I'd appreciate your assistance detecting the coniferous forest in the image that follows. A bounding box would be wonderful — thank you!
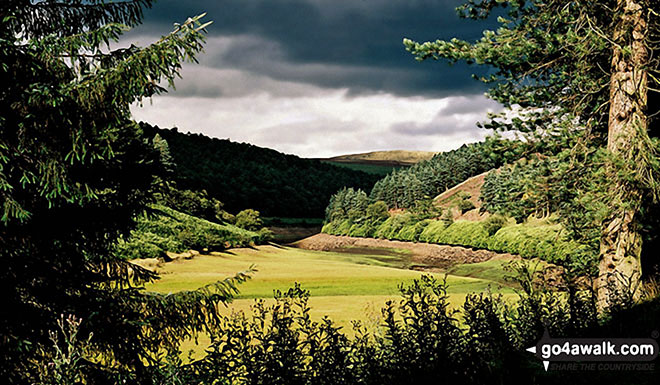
[2,1,660,385]
[140,123,380,218]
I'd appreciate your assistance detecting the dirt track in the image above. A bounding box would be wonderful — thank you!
[293,233,517,270]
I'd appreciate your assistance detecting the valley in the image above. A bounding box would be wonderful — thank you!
[145,240,518,356]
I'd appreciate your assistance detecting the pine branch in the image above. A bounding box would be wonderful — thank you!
[69,14,211,108]
[86,259,160,287]
[91,268,256,366]
[7,0,154,38]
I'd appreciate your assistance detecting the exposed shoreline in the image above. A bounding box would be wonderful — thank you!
[292,233,517,270]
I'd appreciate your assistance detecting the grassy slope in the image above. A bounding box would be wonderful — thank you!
[319,150,436,176]
[434,171,489,212]
[147,246,514,327]
[325,150,436,164]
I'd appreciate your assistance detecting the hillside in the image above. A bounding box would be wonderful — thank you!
[115,204,265,260]
[368,139,525,209]
[434,171,488,209]
[318,150,435,176]
[322,138,600,275]
[434,171,490,221]
[325,150,436,165]
[140,123,381,218]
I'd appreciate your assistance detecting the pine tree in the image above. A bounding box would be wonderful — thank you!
[0,1,249,383]
[404,0,660,305]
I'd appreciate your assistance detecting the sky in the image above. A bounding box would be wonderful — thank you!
[128,0,502,158]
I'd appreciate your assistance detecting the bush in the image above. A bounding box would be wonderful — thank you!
[441,208,454,227]
[190,274,657,385]
[457,191,471,200]
[115,236,167,260]
[156,187,228,223]
[335,219,354,235]
[457,199,476,213]
[366,200,390,221]
[456,192,476,214]
[115,205,262,259]
[257,228,274,243]
[321,211,597,274]
[374,214,414,239]
[350,222,378,238]
[411,199,441,219]
[483,214,508,236]
[418,221,489,248]
[396,220,431,242]
[235,209,263,231]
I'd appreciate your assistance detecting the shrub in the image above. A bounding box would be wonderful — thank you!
[366,200,390,221]
[322,211,597,274]
[483,214,508,236]
[457,199,476,213]
[396,220,432,242]
[115,205,262,259]
[321,221,338,234]
[191,273,655,385]
[235,209,263,231]
[411,199,441,219]
[419,220,452,243]
[457,191,471,200]
[115,234,169,260]
[257,228,274,243]
[456,192,476,214]
[441,208,454,227]
[418,221,490,248]
[350,222,378,238]
[335,219,354,235]
[374,213,414,239]
[157,187,228,223]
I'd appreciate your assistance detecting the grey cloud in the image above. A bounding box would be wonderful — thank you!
[390,116,481,137]
[437,95,499,115]
[390,96,499,136]
[165,63,330,98]
[256,119,367,146]
[128,1,506,158]
[125,0,499,97]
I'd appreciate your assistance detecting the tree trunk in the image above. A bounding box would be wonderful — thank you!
[598,0,648,307]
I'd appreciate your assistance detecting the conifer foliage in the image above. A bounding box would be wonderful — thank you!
[142,124,381,218]
[0,1,247,383]
[404,0,660,302]
[369,137,524,210]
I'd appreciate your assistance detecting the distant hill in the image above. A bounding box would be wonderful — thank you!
[140,124,381,218]
[318,150,436,176]
[325,150,436,165]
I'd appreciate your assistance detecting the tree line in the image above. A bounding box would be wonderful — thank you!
[369,137,527,209]
[141,123,381,218]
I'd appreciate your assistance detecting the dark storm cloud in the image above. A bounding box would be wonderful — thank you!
[129,0,497,97]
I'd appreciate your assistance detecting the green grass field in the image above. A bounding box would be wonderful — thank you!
[447,257,517,286]
[147,246,514,323]
[146,245,516,356]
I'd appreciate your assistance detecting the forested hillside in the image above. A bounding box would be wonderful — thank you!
[369,137,527,209]
[141,123,380,218]
[115,204,266,260]
[324,131,660,277]
[323,135,605,275]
